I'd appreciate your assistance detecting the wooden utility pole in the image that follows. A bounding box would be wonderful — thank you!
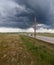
[33,16,36,45]
[34,16,36,39]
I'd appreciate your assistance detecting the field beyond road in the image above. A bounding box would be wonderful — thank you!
[0,34,54,65]
[37,33,54,37]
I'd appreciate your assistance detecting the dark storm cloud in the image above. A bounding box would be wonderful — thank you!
[0,0,54,29]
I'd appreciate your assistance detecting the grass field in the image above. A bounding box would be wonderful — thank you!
[0,34,54,65]
[37,33,54,37]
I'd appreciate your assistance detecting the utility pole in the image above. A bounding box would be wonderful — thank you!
[33,16,36,45]
[34,16,36,39]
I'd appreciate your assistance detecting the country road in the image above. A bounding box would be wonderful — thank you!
[28,35,54,44]
[36,35,54,44]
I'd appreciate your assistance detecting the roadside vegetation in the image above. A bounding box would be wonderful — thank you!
[0,34,54,65]
[20,35,54,65]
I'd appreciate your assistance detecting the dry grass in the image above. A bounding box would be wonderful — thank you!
[0,34,54,65]
[0,34,33,65]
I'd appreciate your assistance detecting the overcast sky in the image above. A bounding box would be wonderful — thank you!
[0,0,54,32]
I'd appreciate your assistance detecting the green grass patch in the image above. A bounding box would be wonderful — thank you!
[20,35,54,65]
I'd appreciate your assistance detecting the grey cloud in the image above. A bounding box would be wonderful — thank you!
[25,0,54,29]
[0,0,54,29]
